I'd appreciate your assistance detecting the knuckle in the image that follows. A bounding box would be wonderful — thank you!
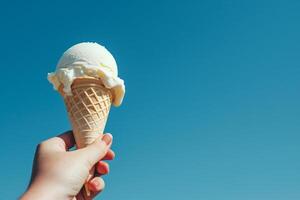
[36,142,45,151]
[98,147,107,158]
[99,146,106,154]
[36,140,50,152]
[86,158,94,168]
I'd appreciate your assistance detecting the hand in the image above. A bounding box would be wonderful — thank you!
[21,131,115,200]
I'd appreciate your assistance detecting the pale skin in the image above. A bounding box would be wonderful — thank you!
[21,131,115,200]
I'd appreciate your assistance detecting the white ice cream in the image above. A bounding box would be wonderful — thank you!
[48,42,125,106]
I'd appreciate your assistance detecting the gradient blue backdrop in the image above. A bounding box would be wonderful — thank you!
[1,0,300,199]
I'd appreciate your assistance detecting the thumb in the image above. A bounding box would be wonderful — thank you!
[79,134,113,168]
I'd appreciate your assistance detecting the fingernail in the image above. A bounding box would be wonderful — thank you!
[102,133,113,145]
[89,179,101,191]
[92,179,100,187]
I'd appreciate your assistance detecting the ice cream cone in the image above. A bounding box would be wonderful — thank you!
[59,77,112,196]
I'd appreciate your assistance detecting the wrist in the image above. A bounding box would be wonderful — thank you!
[21,178,71,200]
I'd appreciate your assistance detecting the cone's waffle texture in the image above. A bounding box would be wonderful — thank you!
[61,78,112,148]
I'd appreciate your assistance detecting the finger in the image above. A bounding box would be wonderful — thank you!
[39,131,75,152]
[78,133,113,167]
[96,161,110,175]
[57,131,76,150]
[88,176,105,193]
[75,189,85,200]
[102,149,115,160]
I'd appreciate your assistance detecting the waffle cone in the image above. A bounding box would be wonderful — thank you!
[60,78,112,148]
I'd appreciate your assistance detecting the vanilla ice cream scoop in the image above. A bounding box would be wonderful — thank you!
[48,42,125,106]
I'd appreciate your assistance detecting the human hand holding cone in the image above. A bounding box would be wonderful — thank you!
[48,42,125,196]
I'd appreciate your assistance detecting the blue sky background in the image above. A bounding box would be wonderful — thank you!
[1,0,300,199]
